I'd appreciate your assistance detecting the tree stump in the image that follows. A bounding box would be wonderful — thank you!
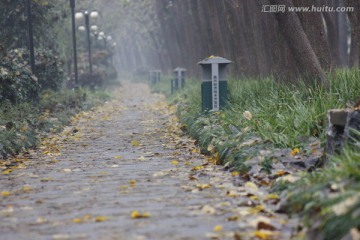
[325,109,360,161]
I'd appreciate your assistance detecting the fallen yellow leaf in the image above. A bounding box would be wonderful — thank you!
[243,111,253,120]
[276,170,287,176]
[72,218,83,223]
[226,190,238,197]
[114,156,122,159]
[23,185,32,191]
[17,164,26,169]
[254,230,279,239]
[1,191,11,197]
[213,225,223,232]
[131,210,151,219]
[36,217,47,224]
[95,216,109,222]
[265,193,280,200]
[171,160,179,165]
[250,195,259,200]
[290,148,300,156]
[249,205,265,214]
[191,165,204,171]
[245,181,259,191]
[131,140,140,147]
[227,215,239,221]
[138,156,146,161]
[196,183,212,190]
[231,171,240,177]
[2,169,12,175]
[129,179,137,186]
[184,161,191,166]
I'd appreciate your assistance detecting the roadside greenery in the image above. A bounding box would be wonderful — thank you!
[0,88,110,159]
[149,68,360,239]
[278,146,360,239]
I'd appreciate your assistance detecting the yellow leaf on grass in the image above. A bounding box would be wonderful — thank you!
[243,111,253,120]
[231,171,240,177]
[114,156,122,159]
[131,210,150,219]
[171,160,179,165]
[95,216,109,222]
[1,191,11,197]
[265,193,280,200]
[213,225,223,232]
[131,140,140,147]
[290,148,300,156]
[192,148,200,154]
[184,161,191,166]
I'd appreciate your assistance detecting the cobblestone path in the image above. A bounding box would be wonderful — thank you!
[0,82,295,240]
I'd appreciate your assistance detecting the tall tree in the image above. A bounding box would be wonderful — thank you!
[345,0,360,68]
[269,0,329,87]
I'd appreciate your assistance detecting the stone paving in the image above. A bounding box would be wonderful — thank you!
[0,82,296,240]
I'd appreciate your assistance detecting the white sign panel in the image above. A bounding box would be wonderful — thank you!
[212,63,219,111]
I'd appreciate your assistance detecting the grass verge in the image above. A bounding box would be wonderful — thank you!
[149,69,360,239]
[0,88,110,159]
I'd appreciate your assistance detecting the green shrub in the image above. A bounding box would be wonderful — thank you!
[33,48,65,91]
[0,49,40,103]
[0,48,65,104]
[0,88,110,159]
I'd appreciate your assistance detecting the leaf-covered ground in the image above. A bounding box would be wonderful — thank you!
[0,82,300,239]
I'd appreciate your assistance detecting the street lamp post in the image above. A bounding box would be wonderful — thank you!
[84,11,92,75]
[26,0,35,74]
[69,0,78,88]
[76,11,98,76]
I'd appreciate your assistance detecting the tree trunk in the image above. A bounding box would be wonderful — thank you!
[345,0,360,68]
[293,0,332,71]
[269,0,329,87]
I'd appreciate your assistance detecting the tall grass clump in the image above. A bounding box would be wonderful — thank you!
[276,145,360,239]
[155,69,360,169]
[227,69,360,148]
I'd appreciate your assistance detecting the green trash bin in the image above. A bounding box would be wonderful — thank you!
[198,56,232,112]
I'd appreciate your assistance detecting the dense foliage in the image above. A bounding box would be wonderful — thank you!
[0,49,39,103]
[0,0,68,50]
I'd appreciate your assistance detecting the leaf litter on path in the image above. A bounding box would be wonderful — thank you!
[0,82,300,239]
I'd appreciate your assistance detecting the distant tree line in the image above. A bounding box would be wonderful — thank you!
[110,0,359,85]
